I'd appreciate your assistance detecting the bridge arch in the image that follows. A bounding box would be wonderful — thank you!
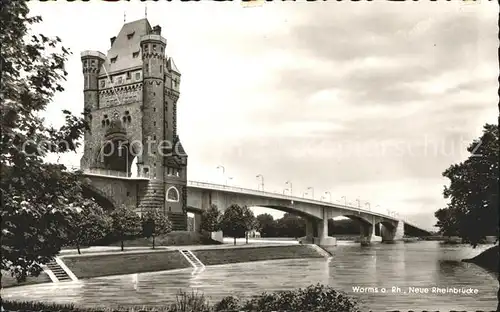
[93,125,141,175]
[81,183,118,211]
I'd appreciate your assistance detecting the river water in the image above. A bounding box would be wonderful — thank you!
[1,241,497,311]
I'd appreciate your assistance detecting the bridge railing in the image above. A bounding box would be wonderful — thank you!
[82,168,150,179]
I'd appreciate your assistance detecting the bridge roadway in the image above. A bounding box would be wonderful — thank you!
[80,169,429,246]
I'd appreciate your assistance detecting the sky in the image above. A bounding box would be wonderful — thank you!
[28,0,498,231]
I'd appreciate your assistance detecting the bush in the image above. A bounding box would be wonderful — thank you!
[2,284,358,312]
[240,284,358,312]
[212,296,241,311]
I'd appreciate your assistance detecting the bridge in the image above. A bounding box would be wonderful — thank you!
[80,168,430,246]
[76,18,431,247]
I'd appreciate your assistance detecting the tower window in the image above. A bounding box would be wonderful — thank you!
[153,122,156,127]
[126,72,131,79]
[153,44,156,51]
[91,60,95,66]
[100,80,105,88]
[117,77,123,84]
[135,72,141,80]
[133,51,139,58]
[153,107,156,112]
[126,191,130,196]
[127,32,135,40]
[110,57,117,63]
[161,47,163,53]
[160,65,163,73]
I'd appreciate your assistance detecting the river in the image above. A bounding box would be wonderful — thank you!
[1,241,497,311]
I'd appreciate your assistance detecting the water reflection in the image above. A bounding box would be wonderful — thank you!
[1,241,497,311]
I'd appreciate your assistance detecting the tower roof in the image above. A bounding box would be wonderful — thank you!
[168,57,180,74]
[101,18,153,75]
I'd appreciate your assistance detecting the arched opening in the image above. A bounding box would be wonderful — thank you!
[95,139,138,176]
[166,186,180,202]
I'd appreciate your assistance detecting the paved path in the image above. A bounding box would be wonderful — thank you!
[59,238,299,257]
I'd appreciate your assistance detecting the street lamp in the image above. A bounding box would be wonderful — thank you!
[119,145,129,177]
[355,198,360,208]
[365,202,371,211]
[216,165,225,184]
[256,174,264,191]
[341,196,347,206]
[320,195,326,201]
[325,191,332,202]
[285,181,292,196]
[307,187,314,199]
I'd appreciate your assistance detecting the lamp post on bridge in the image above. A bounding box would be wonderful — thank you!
[285,181,292,196]
[355,198,361,208]
[365,202,371,211]
[307,187,314,199]
[341,196,347,207]
[216,165,226,185]
[325,191,332,202]
[256,174,264,191]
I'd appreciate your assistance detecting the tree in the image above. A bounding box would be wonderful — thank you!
[109,206,142,251]
[242,206,256,244]
[142,209,172,249]
[256,213,276,237]
[435,124,499,247]
[275,213,305,238]
[1,1,91,282]
[200,204,221,233]
[219,204,248,245]
[67,200,112,254]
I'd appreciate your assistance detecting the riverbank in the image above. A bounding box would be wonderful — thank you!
[2,244,325,288]
[462,244,498,273]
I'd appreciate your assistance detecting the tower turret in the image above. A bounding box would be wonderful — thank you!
[80,50,106,169]
[140,34,167,181]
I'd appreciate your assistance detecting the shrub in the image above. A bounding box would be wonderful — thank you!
[241,284,358,312]
[212,296,241,311]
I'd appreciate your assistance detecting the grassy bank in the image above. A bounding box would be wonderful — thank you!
[1,271,51,289]
[193,245,323,266]
[62,250,191,279]
[463,244,499,273]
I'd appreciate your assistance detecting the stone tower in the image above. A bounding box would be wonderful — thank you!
[80,19,188,230]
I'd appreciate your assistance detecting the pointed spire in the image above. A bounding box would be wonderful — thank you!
[124,11,126,23]
[145,3,148,18]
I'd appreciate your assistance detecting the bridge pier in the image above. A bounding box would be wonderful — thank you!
[316,212,336,246]
[381,220,404,243]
